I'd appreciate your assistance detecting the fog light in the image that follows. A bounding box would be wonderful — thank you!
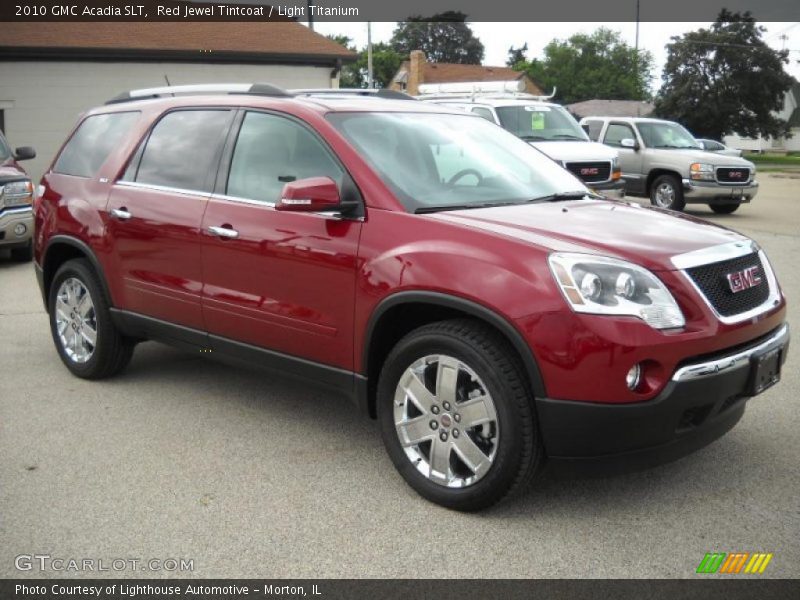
[14,223,27,237]
[626,364,642,391]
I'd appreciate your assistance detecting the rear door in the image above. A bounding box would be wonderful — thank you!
[106,109,233,330]
[200,110,362,370]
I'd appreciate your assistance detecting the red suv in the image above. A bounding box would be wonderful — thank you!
[34,85,789,511]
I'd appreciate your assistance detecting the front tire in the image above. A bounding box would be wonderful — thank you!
[49,258,134,379]
[710,203,740,214]
[650,174,686,211]
[377,319,543,511]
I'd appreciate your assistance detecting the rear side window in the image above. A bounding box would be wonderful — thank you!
[584,120,603,141]
[134,110,232,192]
[54,112,140,177]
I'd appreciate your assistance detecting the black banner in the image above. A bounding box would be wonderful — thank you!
[1,0,799,23]
[2,579,799,600]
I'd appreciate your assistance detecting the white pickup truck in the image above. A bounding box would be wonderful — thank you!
[418,81,625,199]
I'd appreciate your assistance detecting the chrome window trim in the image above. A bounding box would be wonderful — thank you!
[672,323,789,382]
[678,249,782,325]
[671,241,757,270]
[211,193,276,208]
[115,180,210,198]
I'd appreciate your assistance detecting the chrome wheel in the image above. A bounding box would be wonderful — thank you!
[54,277,97,363]
[393,354,499,488]
[654,182,676,207]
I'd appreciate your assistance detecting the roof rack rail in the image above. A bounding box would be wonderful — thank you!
[416,80,557,102]
[291,88,416,101]
[105,83,291,105]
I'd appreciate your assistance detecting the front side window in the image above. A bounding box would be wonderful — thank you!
[495,104,587,142]
[603,123,636,147]
[54,112,140,177]
[637,122,701,150]
[135,110,232,192]
[227,112,344,204]
[328,111,586,212]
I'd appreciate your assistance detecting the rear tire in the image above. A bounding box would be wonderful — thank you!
[49,258,134,379]
[377,319,544,511]
[650,174,685,211]
[10,241,33,262]
[710,203,740,214]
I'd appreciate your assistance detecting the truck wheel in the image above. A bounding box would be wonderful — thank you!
[49,258,134,379]
[650,174,685,211]
[377,319,544,511]
[10,241,33,262]
[710,204,740,214]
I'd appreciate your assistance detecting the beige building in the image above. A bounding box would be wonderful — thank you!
[390,50,543,97]
[0,22,356,180]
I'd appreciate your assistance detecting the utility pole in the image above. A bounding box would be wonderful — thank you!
[367,22,374,89]
[634,0,641,100]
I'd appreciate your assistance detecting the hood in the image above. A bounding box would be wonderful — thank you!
[653,148,754,167]
[430,199,749,272]
[0,161,28,182]
[529,140,617,163]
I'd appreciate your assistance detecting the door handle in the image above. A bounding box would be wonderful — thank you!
[208,225,239,239]
[110,207,132,221]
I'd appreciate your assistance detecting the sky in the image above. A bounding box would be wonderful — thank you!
[307,21,800,90]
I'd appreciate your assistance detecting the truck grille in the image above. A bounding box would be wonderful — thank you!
[715,167,750,184]
[685,253,769,317]
[564,161,611,184]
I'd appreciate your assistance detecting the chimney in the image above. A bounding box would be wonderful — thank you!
[408,50,426,96]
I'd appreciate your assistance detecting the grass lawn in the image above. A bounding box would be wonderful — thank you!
[745,153,800,165]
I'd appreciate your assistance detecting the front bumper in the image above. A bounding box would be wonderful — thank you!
[590,178,625,199]
[0,206,33,248]
[536,323,789,474]
[681,178,759,204]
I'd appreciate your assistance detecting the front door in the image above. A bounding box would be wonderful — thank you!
[200,111,362,370]
[602,122,645,194]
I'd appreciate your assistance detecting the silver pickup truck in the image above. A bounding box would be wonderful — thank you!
[580,116,758,213]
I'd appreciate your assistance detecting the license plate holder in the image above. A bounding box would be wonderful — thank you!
[748,347,782,396]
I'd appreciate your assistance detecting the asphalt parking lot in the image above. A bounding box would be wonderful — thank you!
[1,174,798,579]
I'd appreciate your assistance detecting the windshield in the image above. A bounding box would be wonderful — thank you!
[495,104,588,142]
[0,133,11,161]
[637,122,701,149]
[327,112,588,212]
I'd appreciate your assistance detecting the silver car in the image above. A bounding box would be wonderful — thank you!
[581,117,757,214]
[697,138,743,157]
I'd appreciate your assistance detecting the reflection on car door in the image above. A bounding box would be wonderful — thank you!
[200,110,362,371]
[106,109,233,330]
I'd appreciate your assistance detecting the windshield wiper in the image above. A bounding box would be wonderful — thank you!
[415,202,512,214]
[526,191,596,203]
[519,134,547,141]
[653,144,694,149]
[550,134,585,140]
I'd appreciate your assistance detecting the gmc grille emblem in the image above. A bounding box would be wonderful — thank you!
[726,266,762,294]
[580,167,599,176]
[728,171,743,179]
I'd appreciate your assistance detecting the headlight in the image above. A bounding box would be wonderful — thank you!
[611,157,621,180]
[690,163,715,181]
[1,180,34,207]
[548,253,685,329]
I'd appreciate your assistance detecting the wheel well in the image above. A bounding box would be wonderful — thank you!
[646,169,682,194]
[364,301,541,419]
[42,243,87,306]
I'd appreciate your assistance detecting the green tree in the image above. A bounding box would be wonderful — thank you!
[390,11,484,64]
[513,28,652,104]
[654,11,793,140]
[507,43,528,68]
[327,36,403,89]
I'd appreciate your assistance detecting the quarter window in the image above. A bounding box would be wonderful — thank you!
[54,112,140,178]
[227,112,343,204]
[471,107,496,122]
[584,120,603,141]
[135,110,232,192]
[604,123,636,147]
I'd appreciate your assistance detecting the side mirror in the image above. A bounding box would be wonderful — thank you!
[14,146,36,161]
[620,138,639,150]
[276,176,340,212]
